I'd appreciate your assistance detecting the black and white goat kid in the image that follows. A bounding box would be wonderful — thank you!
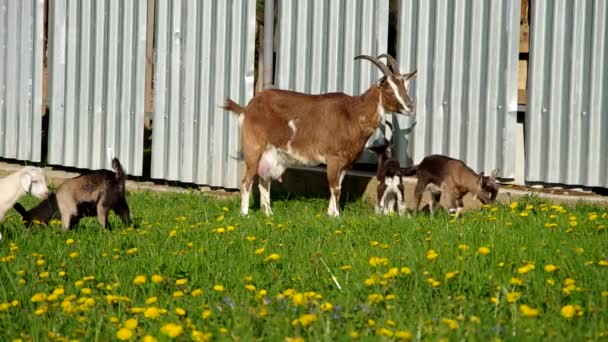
[368,139,405,215]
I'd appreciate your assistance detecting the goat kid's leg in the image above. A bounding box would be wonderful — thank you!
[326,162,346,217]
[376,184,387,214]
[113,197,132,226]
[429,190,441,216]
[240,141,263,216]
[397,183,406,215]
[56,196,77,231]
[412,180,425,213]
[258,177,273,216]
[96,201,110,229]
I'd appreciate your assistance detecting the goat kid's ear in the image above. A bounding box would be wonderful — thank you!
[490,168,500,181]
[403,70,417,81]
[21,173,32,193]
[477,172,486,186]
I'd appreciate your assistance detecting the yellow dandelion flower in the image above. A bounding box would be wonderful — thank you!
[116,328,133,341]
[368,256,389,266]
[144,307,161,319]
[544,264,558,272]
[69,252,79,259]
[245,284,256,292]
[441,318,459,330]
[142,336,158,342]
[477,247,491,255]
[292,313,317,327]
[425,250,439,261]
[34,305,48,315]
[285,337,304,342]
[340,265,352,271]
[292,293,305,306]
[36,259,45,266]
[213,285,225,292]
[31,293,47,302]
[395,330,413,340]
[202,309,212,319]
[546,278,555,286]
[560,305,576,319]
[124,318,138,329]
[320,302,333,312]
[458,244,470,251]
[601,290,608,297]
[400,266,411,275]
[445,271,460,280]
[506,292,521,303]
[376,327,394,337]
[175,278,188,286]
[214,227,225,234]
[264,253,280,262]
[254,248,265,255]
[510,277,524,286]
[145,297,157,304]
[66,239,75,245]
[39,271,49,279]
[133,275,146,285]
[151,274,163,283]
[350,331,360,339]
[246,236,256,241]
[191,288,203,297]
[191,331,212,342]
[517,263,535,274]
[175,307,186,316]
[173,291,184,298]
[544,222,558,228]
[160,323,183,338]
[470,316,481,324]
[383,267,399,279]
[519,304,539,317]
[598,260,608,267]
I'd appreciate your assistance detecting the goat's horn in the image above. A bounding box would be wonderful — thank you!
[354,55,392,77]
[377,54,399,73]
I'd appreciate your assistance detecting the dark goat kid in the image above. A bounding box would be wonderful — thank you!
[13,194,96,227]
[14,158,132,230]
[403,155,499,216]
[368,139,405,215]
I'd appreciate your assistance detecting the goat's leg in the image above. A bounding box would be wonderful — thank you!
[397,183,406,214]
[56,194,77,231]
[240,143,263,216]
[96,201,110,230]
[376,184,387,214]
[429,190,441,215]
[113,197,132,226]
[455,196,465,217]
[326,161,346,217]
[258,177,273,216]
[412,180,425,213]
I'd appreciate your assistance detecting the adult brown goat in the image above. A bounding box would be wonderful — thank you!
[224,54,416,216]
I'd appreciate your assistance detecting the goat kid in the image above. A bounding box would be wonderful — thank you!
[0,166,49,240]
[403,155,499,216]
[17,158,132,230]
[224,54,416,216]
[368,139,405,215]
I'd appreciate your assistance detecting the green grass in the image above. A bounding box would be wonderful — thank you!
[1,191,607,341]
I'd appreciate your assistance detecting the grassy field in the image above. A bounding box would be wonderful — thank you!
[1,191,607,341]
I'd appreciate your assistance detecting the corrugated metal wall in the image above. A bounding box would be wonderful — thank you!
[0,0,44,162]
[151,0,256,189]
[275,0,390,163]
[47,0,147,175]
[395,0,521,178]
[526,0,608,188]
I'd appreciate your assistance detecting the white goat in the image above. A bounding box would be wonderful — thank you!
[0,166,49,240]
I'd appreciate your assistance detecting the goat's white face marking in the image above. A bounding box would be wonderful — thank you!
[21,167,49,199]
[387,77,412,113]
[288,120,297,135]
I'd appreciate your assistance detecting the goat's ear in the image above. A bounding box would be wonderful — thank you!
[489,168,500,182]
[403,70,417,81]
[478,172,485,185]
[21,172,32,192]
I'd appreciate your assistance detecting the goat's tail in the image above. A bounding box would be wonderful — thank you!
[111,158,126,186]
[401,165,418,177]
[223,98,246,114]
[13,203,27,218]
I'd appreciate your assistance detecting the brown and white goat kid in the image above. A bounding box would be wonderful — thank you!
[368,139,405,215]
[403,155,499,216]
[224,54,416,216]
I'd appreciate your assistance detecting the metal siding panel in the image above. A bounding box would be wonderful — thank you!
[0,0,43,162]
[48,0,146,175]
[526,0,608,187]
[397,0,519,178]
[152,0,255,189]
[275,0,389,164]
